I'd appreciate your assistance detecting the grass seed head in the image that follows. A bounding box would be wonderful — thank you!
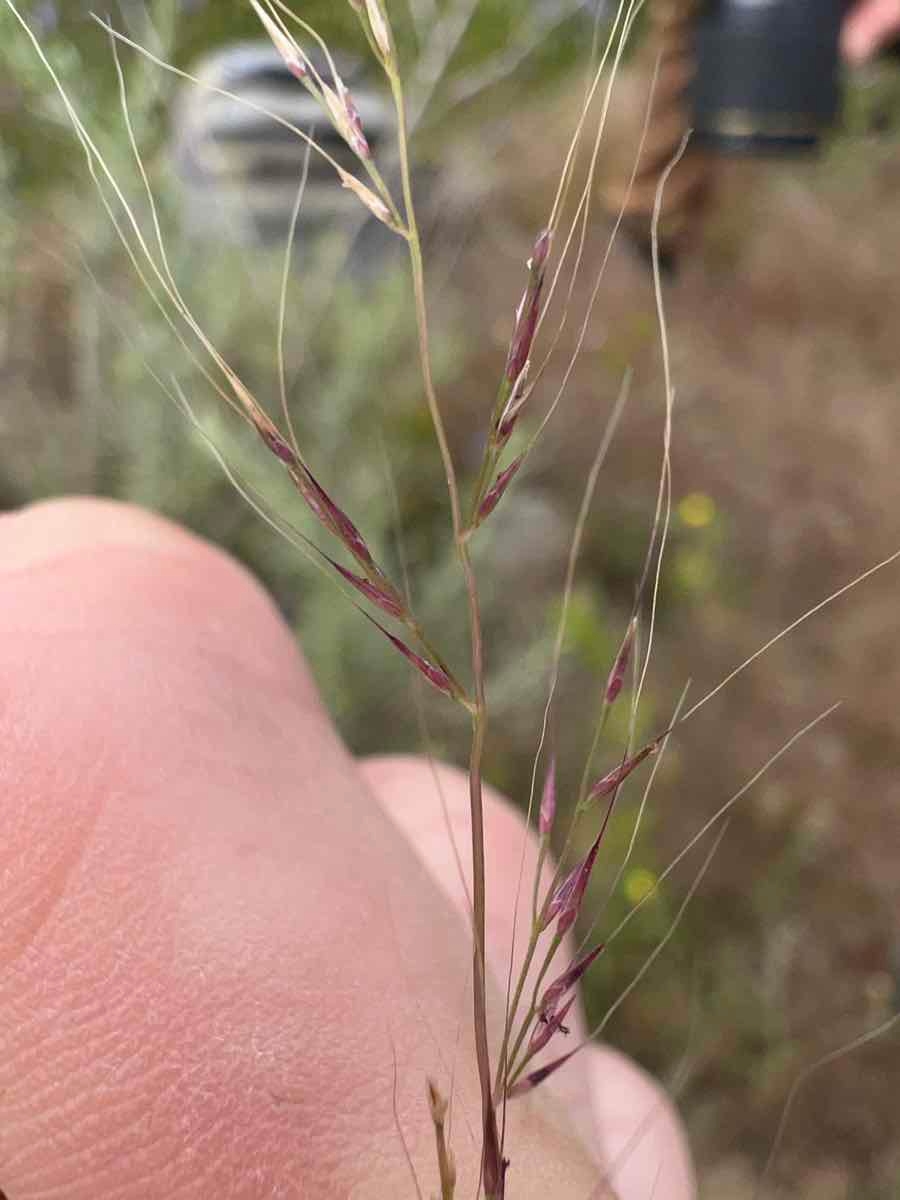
[497,363,531,444]
[324,79,371,159]
[507,1050,575,1100]
[329,558,407,620]
[542,828,604,935]
[528,994,576,1056]
[255,415,299,467]
[289,465,376,571]
[538,944,605,1022]
[363,0,393,62]
[336,167,395,227]
[377,624,466,703]
[587,740,660,804]
[249,0,308,81]
[339,83,371,159]
[505,228,552,385]
[474,455,523,528]
[605,616,638,705]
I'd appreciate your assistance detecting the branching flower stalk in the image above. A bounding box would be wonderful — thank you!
[493,614,645,1102]
[340,0,506,1189]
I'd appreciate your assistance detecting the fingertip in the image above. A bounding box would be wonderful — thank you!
[841,0,900,64]
[0,496,313,699]
[841,21,873,64]
[585,1044,696,1200]
[0,496,197,568]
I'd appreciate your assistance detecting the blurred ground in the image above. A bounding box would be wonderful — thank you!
[1,4,899,1197]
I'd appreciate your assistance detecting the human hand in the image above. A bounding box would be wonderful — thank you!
[842,0,900,63]
[0,498,694,1199]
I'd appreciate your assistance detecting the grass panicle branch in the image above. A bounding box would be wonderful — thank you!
[376,11,503,1193]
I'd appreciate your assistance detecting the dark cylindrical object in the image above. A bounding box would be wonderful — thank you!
[689,0,847,155]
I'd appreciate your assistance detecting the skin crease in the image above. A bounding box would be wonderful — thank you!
[0,498,695,1200]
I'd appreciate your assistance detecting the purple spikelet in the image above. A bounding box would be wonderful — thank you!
[328,558,407,621]
[290,466,376,572]
[474,456,523,527]
[527,994,576,1056]
[605,617,637,705]
[541,828,604,935]
[507,1050,576,1099]
[254,414,299,468]
[587,741,660,804]
[249,0,307,80]
[538,944,605,1023]
[370,620,465,702]
[337,80,371,158]
[504,229,552,385]
[497,373,529,444]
